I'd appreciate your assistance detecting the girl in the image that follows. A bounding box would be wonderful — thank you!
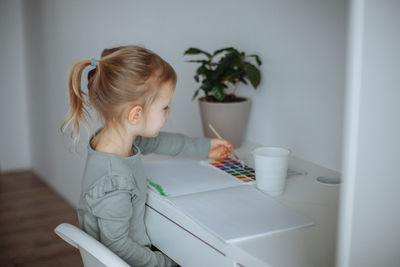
[61,45,233,267]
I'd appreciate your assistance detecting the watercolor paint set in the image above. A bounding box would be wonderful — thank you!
[205,158,256,183]
[204,158,308,185]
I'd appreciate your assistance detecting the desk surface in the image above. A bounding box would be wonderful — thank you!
[144,142,340,267]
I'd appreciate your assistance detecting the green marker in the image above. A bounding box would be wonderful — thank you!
[146,178,171,197]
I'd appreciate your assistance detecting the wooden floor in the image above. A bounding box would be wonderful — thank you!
[0,170,83,267]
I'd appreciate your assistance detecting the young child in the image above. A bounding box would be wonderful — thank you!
[61,45,233,267]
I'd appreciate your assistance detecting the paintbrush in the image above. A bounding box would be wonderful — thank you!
[208,124,244,167]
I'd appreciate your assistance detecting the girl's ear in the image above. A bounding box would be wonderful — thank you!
[127,105,143,125]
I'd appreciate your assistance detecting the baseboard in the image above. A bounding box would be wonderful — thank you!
[0,168,34,176]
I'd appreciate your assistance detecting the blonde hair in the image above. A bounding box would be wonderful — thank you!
[61,45,177,144]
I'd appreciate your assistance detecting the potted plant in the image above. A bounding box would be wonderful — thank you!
[184,47,262,147]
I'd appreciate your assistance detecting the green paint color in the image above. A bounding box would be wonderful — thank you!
[146,178,171,197]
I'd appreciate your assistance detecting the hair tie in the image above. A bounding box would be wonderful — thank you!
[90,58,98,67]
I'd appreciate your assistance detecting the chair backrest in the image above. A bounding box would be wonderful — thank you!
[54,223,130,267]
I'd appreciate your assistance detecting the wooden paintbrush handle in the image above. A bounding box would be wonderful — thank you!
[208,124,239,160]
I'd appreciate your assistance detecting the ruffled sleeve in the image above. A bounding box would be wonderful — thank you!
[85,175,136,200]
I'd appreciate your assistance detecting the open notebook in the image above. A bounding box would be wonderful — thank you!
[143,160,314,243]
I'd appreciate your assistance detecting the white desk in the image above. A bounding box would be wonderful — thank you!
[144,143,340,267]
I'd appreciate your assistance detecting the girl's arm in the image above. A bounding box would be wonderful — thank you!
[134,132,211,158]
[86,188,174,267]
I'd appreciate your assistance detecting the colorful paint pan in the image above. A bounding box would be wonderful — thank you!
[207,159,256,183]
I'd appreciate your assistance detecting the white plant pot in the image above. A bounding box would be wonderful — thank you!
[198,97,250,148]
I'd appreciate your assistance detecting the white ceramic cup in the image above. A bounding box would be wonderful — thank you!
[252,147,291,196]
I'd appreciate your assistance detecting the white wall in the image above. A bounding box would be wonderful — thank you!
[337,0,400,266]
[0,0,31,172]
[19,0,347,206]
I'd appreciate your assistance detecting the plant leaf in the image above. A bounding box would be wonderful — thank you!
[185,60,210,64]
[248,54,262,66]
[244,63,261,88]
[213,47,235,56]
[238,77,248,85]
[200,81,213,93]
[192,88,201,100]
[196,65,212,78]
[184,47,212,58]
[211,84,226,101]
[223,70,239,83]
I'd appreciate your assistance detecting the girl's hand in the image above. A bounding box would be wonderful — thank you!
[208,138,234,159]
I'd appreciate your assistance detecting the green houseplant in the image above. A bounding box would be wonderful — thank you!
[184,47,262,147]
[184,47,262,102]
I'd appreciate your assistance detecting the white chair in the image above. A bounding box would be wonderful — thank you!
[54,223,130,267]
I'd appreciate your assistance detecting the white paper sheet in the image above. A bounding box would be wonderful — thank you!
[168,185,315,243]
[143,160,242,197]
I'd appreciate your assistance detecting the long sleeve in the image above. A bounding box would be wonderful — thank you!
[134,132,210,158]
[85,187,173,267]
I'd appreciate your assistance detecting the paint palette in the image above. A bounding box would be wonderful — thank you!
[206,158,256,183]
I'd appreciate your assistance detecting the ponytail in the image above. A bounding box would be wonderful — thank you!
[61,59,92,145]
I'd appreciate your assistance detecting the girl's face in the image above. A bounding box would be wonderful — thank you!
[142,82,174,137]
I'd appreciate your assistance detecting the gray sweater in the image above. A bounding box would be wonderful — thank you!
[77,132,210,266]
